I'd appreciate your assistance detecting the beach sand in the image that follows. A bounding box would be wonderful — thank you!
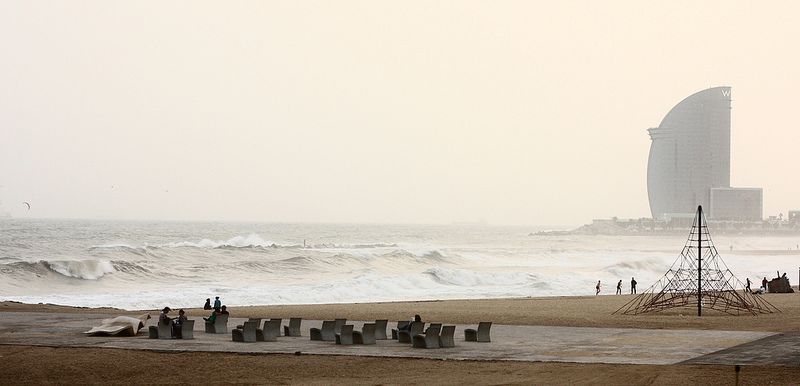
[2,293,799,384]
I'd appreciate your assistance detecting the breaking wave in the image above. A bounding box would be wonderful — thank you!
[44,260,116,280]
[424,267,535,287]
[0,259,117,280]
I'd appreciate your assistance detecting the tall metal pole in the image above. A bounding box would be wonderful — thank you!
[697,205,702,317]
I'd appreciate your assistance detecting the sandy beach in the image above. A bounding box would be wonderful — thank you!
[2,293,800,384]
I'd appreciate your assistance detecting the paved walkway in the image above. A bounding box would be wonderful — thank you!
[684,333,800,366]
[0,312,777,365]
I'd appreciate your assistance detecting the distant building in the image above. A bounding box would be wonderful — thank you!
[646,87,762,220]
[709,188,762,221]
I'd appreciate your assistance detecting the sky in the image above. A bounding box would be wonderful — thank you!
[1,1,798,226]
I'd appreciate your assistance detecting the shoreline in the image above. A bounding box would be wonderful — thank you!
[5,291,800,332]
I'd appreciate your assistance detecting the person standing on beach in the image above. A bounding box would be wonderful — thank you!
[762,277,769,292]
[213,296,221,311]
[745,278,752,293]
[630,277,637,294]
[616,280,622,295]
[595,280,601,296]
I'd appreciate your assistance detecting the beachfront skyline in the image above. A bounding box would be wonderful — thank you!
[1,1,799,226]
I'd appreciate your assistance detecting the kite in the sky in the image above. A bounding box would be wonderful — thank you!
[23,202,30,210]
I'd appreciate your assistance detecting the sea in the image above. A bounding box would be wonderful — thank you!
[1,218,798,310]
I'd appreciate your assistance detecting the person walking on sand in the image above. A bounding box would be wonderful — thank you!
[595,280,601,296]
[745,278,752,293]
[630,277,637,294]
[616,280,622,295]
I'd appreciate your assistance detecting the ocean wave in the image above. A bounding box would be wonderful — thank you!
[111,260,151,274]
[0,259,152,280]
[164,234,277,249]
[380,249,449,261]
[90,244,152,256]
[423,267,535,287]
[44,260,115,280]
[90,236,402,251]
[603,258,665,276]
[311,243,398,249]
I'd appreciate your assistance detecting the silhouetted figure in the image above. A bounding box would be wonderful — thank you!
[762,277,768,292]
[399,314,421,332]
[616,280,622,295]
[595,280,601,296]
[630,277,637,294]
[173,309,187,338]
[745,278,751,293]
[203,298,212,310]
[159,307,173,326]
[213,296,221,311]
[220,305,229,315]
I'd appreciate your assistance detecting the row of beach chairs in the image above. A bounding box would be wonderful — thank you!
[148,315,492,347]
[231,317,303,342]
[230,318,492,348]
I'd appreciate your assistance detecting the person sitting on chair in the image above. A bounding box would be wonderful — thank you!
[399,314,421,332]
[159,307,173,326]
[204,308,221,324]
[172,309,188,338]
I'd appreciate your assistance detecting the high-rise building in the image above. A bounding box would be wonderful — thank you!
[709,187,762,221]
[646,87,762,220]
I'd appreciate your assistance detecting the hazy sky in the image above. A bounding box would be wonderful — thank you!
[1,1,798,226]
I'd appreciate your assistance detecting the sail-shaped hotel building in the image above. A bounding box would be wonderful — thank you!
[646,87,762,221]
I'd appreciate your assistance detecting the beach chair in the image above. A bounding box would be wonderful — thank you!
[284,318,302,336]
[374,319,388,340]
[232,320,259,342]
[310,320,336,341]
[179,320,195,340]
[236,318,262,330]
[398,321,424,343]
[334,318,347,334]
[259,319,281,342]
[391,321,410,340]
[464,322,492,342]
[438,325,455,348]
[335,324,355,345]
[148,319,172,339]
[412,324,441,349]
[426,323,442,334]
[353,323,376,345]
[204,314,229,334]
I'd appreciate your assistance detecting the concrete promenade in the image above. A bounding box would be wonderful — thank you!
[0,312,780,366]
